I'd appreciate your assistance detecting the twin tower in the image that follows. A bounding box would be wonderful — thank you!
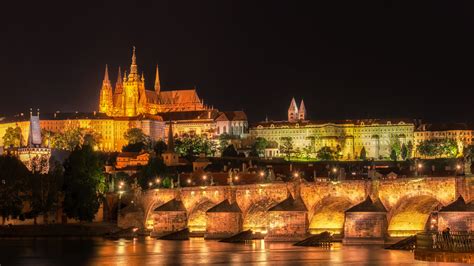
[288,97,306,122]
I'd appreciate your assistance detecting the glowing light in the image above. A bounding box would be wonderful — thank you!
[417,163,423,169]
[234,175,239,181]
[120,181,124,186]
[148,182,152,187]
[456,164,461,170]
[293,172,299,178]
[202,175,207,180]
[332,168,337,173]
[187,179,191,184]
[259,171,265,177]
[155,178,161,184]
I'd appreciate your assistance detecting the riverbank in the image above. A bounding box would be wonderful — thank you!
[0,223,119,237]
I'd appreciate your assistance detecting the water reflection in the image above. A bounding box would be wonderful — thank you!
[0,237,428,265]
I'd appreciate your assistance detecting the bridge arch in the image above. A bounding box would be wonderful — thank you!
[141,189,177,229]
[308,196,354,234]
[387,195,442,237]
[243,197,280,233]
[187,198,217,233]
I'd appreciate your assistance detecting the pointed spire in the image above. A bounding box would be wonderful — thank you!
[103,64,110,82]
[298,99,306,120]
[115,67,123,94]
[154,64,161,93]
[129,46,138,77]
[288,97,299,122]
[141,72,145,81]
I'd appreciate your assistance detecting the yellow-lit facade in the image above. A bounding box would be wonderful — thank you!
[251,119,414,160]
[0,113,165,152]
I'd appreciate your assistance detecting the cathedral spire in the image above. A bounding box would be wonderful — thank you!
[154,64,161,94]
[103,64,110,82]
[298,99,306,120]
[129,46,138,78]
[115,66,123,94]
[288,97,298,122]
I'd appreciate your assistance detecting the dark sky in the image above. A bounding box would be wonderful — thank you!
[1,1,474,123]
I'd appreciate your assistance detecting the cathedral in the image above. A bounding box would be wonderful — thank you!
[99,47,206,117]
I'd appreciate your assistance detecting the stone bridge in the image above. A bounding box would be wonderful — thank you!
[122,177,472,239]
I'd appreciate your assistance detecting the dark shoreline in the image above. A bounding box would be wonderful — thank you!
[0,223,119,237]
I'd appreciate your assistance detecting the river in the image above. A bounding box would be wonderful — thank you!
[0,237,448,265]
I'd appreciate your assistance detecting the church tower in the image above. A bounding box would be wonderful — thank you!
[99,65,113,115]
[298,99,306,120]
[288,97,299,122]
[123,47,146,116]
[154,65,161,94]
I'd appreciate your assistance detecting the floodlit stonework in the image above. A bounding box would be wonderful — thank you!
[124,177,473,242]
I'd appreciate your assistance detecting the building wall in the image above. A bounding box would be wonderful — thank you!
[0,117,166,152]
[250,121,414,160]
[414,130,474,158]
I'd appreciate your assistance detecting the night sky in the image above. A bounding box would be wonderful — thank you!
[1,1,474,123]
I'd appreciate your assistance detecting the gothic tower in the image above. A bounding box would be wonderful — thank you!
[123,47,146,116]
[298,99,306,120]
[99,65,113,115]
[154,65,161,94]
[288,97,299,122]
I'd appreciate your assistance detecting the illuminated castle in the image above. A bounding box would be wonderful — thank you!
[99,47,206,117]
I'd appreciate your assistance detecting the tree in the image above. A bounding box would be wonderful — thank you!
[360,147,367,160]
[153,140,167,155]
[390,148,398,161]
[0,155,29,224]
[280,137,294,160]
[122,142,146,152]
[2,126,24,148]
[406,141,413,159]
[82,130,103,148]
[417,139,458,158]
[389,135,401,160]
[174,134,215,158]
[124,128,150,145]
[252,137,268,157]
[138,156,168,190]
[218,133,231,152]
[222,144,238,157]
[400,143,408,160]
[316,146,336,161]
[28,160,64,224]
[62,145,106,221]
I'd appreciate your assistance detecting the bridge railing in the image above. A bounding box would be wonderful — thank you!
[416,232,474,253]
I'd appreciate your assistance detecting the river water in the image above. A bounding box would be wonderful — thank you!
[0,237,454,265]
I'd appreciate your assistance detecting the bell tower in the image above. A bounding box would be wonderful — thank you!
[288,97,299,122]
[99,65,113,115]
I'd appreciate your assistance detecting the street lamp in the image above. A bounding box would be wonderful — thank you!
[117,182,126,222]
[187,178,192,185]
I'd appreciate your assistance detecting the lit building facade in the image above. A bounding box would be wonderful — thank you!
[414,123,474,157]
[0,112,165,152]
[99,47,206,117]
[0,47,248,152]
[250,98,415,160]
